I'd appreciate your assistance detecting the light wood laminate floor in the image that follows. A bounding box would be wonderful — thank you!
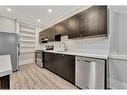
[10,63,78,89]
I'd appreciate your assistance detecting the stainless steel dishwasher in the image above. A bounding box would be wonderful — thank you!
[75,56,105,89]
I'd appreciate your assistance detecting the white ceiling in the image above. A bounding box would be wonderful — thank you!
[0,6,80,27]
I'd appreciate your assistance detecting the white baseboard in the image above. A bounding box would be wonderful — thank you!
[110,78,127,89]
[19,59,34,66]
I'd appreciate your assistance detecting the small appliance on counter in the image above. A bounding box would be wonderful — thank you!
[46,44,54,50]
[35,50,43,68]
[55,42,66,52]
[41,37,48,43]
[59,42,66,52]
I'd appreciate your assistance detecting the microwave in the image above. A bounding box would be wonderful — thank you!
[41,37,48,43]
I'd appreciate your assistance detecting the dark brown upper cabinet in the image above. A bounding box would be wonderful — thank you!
[39,27,57,43]
[47,27,56,41]
[55,21,68,36]
[78,6,107,37]
[68,6,107,39]
[65,16,80,38]
[39,30,47,43]
[39,6,107,42]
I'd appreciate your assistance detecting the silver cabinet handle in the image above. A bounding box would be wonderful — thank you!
[83,60,91,63]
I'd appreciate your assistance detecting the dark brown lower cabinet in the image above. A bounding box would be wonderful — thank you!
[0,75,10,89]
[44,52,75,84]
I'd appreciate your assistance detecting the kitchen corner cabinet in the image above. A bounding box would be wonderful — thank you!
[44,52,75,84]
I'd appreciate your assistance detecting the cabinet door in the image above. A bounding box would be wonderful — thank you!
[79,6,107,37]
[44,52,75,84]
[39,30,48,43]
[79,13,87,37]
[55,21,68,36]
[39,31,45,43]
[58,54,75,84]
[65,17,80,39]
[44,52,56,72]
[39,27,56,42]
[46,28,55,41]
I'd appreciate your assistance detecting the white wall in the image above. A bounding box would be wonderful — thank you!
[109,6,127,89]
[0,15,16,33]
[36,27,41,50]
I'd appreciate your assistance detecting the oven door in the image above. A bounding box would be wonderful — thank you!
[36,58,43,68]
[36,51,42,59]
[35,51,43,68]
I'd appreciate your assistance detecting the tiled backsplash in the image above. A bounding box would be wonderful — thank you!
[38,35,109,55]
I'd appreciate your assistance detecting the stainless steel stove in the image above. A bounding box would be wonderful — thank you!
[35,50,43,68]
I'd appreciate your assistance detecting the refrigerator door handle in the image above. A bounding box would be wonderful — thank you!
[18,44,20,56]
[18,50,20,56]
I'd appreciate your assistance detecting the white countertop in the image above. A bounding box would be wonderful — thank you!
[42,50,108,59]
[109,53,127,60]
[0,55,12,77]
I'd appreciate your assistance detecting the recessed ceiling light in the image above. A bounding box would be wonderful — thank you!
[48,9,52,13]
[37,19,41,22]
[6,8,12,12]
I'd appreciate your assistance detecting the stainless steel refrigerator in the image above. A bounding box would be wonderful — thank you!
[0,32,20,71]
